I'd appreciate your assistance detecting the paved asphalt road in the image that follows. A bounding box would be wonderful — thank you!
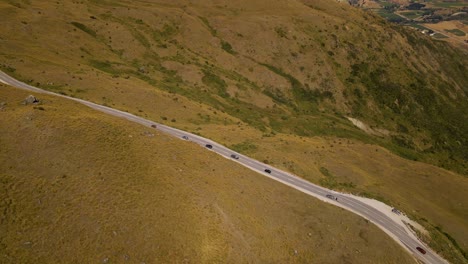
[0,70,448,264]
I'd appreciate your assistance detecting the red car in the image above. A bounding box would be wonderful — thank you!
[416,247,426,254]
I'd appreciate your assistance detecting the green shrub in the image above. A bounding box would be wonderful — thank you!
[230,141,258,154]
[221,41,236,54]
[201,69,229,98]
[71,22,96,37]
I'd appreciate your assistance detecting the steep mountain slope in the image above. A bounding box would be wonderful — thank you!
[0,85,417,263]
[1,0,466,172]
[0,0,467,262]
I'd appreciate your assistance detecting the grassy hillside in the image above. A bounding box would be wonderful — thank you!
[3,0,467,172]
[0,85,416,263]
[0,0,466,173]
[0,0,467,262]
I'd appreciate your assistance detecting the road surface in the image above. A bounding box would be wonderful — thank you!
[0,70,448,264]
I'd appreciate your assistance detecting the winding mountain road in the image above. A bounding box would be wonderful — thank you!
[0,70,448,264]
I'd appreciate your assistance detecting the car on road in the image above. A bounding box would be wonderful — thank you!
[264,169,271,174]
[205,144,213,149]
[230,154,239,159]
[326,194,338,201]
[182,136,189,140]
[151,124,157,128]
[416,247,426,254]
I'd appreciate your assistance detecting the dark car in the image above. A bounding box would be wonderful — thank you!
[182,136,189,140]
[230,154,239,159]
[416,247,426,254]
[326,194,338,201]
[205,144,213,149]
[264,169,272,174]
[151,124,157,128]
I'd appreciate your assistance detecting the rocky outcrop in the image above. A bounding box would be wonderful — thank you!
[24,95,39,104]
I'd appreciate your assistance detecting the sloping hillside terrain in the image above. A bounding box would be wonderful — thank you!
[0,0,467,262]
[0,85,416,263]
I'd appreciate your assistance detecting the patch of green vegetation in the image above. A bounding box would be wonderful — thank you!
[88,59,120,75]
[71,22,97,37]
[201,69,229,98]
[42,83,66,93]
[153,23,178,41]
[435,226,468,260]
[0,64,16,73]
[275,27,288,38]
[134,19,144,25]
[381,140,422,161]
[432,33,448,39]
[319,167,356,190]
[433,1,466,7]
[445,28,466,36]
[376,11,405,22]
[221,41,236,55]
[380,1,398,8]
[260,63,334,110]
[262,88,290,106]
[259,63,305,102]
[230,141,258,154]
[400,11,423,19]
[199,16,217,36]
[88,0,127,7]
[212,65,261,92]
[132,30,151,49]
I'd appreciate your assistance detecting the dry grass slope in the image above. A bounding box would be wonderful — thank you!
[0,85,415,263]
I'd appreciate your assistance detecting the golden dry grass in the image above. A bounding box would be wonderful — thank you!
[0,85,416,263]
